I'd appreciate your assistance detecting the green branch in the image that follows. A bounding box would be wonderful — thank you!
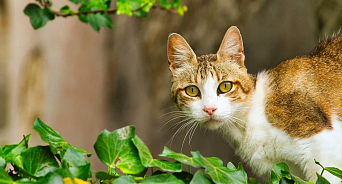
[24,0,187,31]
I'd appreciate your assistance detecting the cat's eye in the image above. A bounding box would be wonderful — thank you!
[185,86,200,97]
[218,81,232,94]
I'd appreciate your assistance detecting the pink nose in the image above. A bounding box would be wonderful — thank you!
[203,106,217,116]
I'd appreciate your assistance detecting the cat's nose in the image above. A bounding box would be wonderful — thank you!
[203,106,217,116]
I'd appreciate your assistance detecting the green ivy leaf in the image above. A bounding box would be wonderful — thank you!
[37,172,64,184]
[63,147,89,167]
[325,167,342,179]
[94,126,145,175]
[59,5,75,14]
[191,151,248,184]
[2,134,30,168]
[113,176,137,184]
[95,171,119,180]
[33,118,91,157]
[23,3,55,29]
[273,162,292,180]
[227,162,237,170]
[189,171,212,184]
[87,13,114,32]
[62,148,91,180]
[132,136,182,172]
[173,171,193,183]
[140,173,185,184]
[21,146,59,177]
[271,170,280,184]
[249,177,260,184]
[316,173,330,184]
[159,147,201,168]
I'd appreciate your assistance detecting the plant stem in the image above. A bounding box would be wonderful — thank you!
[315,159,325,175]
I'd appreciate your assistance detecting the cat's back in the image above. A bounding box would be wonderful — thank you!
[265,33,342,138]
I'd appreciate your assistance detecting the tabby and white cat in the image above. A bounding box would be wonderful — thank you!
[167,26,342,183]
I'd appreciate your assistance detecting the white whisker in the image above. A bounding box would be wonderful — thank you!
[181,120,196,152]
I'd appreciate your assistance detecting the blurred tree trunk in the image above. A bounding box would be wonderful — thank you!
[5,0,108,169]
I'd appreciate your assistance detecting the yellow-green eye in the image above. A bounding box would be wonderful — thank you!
[185,86,200,97]
[218,81,232,94]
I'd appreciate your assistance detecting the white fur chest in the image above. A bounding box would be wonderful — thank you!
[222,72,342,183]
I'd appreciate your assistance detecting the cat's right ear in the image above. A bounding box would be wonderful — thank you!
[167,33,197,73]
[217,26,245,68]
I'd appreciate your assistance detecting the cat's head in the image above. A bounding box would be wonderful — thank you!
[167,26,255,130]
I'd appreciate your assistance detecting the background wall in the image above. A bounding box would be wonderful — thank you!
[0,0,341,177]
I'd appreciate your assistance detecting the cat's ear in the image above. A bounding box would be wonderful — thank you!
[217,26,245,68]
[167,33,197,73]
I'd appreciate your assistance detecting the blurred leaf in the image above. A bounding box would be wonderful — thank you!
[69,0,86,4]
[140,173,185,184]
[94,126,145,175]
[33,118,91,157]
[24,4,55,29]
[172,0,185,15]
[78,4,88,23]
[132,136,182,172]
[0,157,5,168]
[112,176,136,184]
[2,134,30,168]
[21,146,59,177]
[159,147,201,168]
[325,167,342,179]
[191,151,248,184]
[0,168,13,183]
[157,0,172,9]
[189,171,212,184]
[60,5,75,14]
[116,0,133,16]
[87,13,113,32]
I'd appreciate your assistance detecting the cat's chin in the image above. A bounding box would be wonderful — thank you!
[202,119,224,130]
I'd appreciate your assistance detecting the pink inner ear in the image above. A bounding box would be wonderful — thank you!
[217,26,245,67]
[167,33,197,72]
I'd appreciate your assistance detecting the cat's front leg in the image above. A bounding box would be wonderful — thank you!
[248,149,277,179]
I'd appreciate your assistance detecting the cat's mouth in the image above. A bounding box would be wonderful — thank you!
[202,119,223,130]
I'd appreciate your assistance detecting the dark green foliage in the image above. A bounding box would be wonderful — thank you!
[24,3,55,29]
[23,0,187,31]
[1,119,342,183]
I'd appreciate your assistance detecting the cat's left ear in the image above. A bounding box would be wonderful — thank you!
[217,26,245,68]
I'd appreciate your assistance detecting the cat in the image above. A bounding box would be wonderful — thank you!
[166,26,342,183]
